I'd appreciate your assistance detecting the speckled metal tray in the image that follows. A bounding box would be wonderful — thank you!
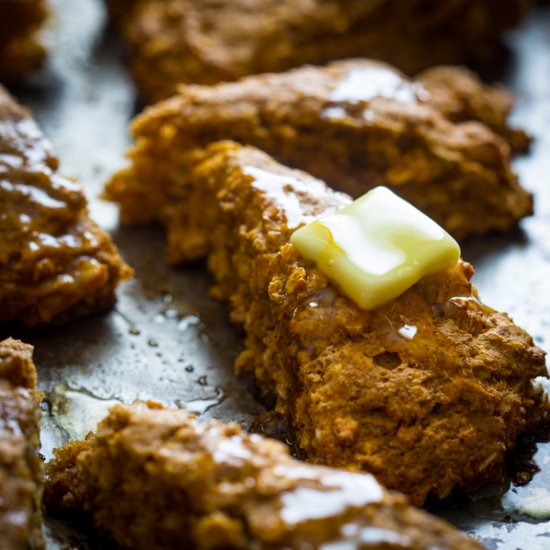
[4,0,550,548]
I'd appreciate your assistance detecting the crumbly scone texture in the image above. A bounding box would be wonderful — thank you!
[0,338,44,550]
[104,0,529,102]
[109,59,531,241]
[0,86,132,327]
[106,141,548,504]
[45,402,483,549]
[0,0,48,82]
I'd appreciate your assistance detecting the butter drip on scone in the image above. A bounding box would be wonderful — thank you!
[291,187,460,310]
[328,66,428,106]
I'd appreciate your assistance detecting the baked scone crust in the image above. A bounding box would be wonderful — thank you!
[104,0,530,102]
[45,402,483,549]
[0,86,132,326]
[107,59,531,240]
[0,338,44,550]
[105,140,548,504]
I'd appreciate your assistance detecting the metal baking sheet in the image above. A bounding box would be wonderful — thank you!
[4,0,550,548]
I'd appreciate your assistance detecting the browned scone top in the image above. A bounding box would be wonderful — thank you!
[105,140,548,505]
[104,0,530,102]
[0,86,132,327]
[0,0,48,82]
[45,402,484,549]
[116,59,532,240]
[0,338,44,550]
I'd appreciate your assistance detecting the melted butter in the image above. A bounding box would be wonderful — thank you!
[212,435,254,466]
[51,174,82,196]
[501,432,550,520]
[28,233,82,251]
[291,187,460,310]
[276,467,384,525]
[243,165,349,229]
[330,66,427,106]
[26,230,100,256]
[398,324,417,340]
[203,425,262,467]
[0,180,66,210]
[321,524,413,549]
[41,383,122,460]
[0,152,24,170]
[502,486,550,520]
[12,118,52,167]
[272,463,322,481]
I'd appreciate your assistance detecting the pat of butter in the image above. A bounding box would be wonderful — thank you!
[290,187,460,310]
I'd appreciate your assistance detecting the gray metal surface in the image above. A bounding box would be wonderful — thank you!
[4,0,550,548]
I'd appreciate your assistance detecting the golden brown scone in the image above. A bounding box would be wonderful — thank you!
[44,402,484,549]
[0,86,132,327]
[107,59,531,240]
[105,140,548,505]
[0,338,44,550]
[418,66,531,152]
[104,0,530,103]
[0,0,48,82]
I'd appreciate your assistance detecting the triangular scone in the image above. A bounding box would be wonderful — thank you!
[106,140,548,505]
[0,338,43,550]
[45,402,483,549]
[0,86,131,326]
[0,0,48,82]
[103,0,529,103]
[106,60,531,240]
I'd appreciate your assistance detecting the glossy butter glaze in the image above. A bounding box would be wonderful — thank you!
[291,187,460,310]
[0,86,131,326]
